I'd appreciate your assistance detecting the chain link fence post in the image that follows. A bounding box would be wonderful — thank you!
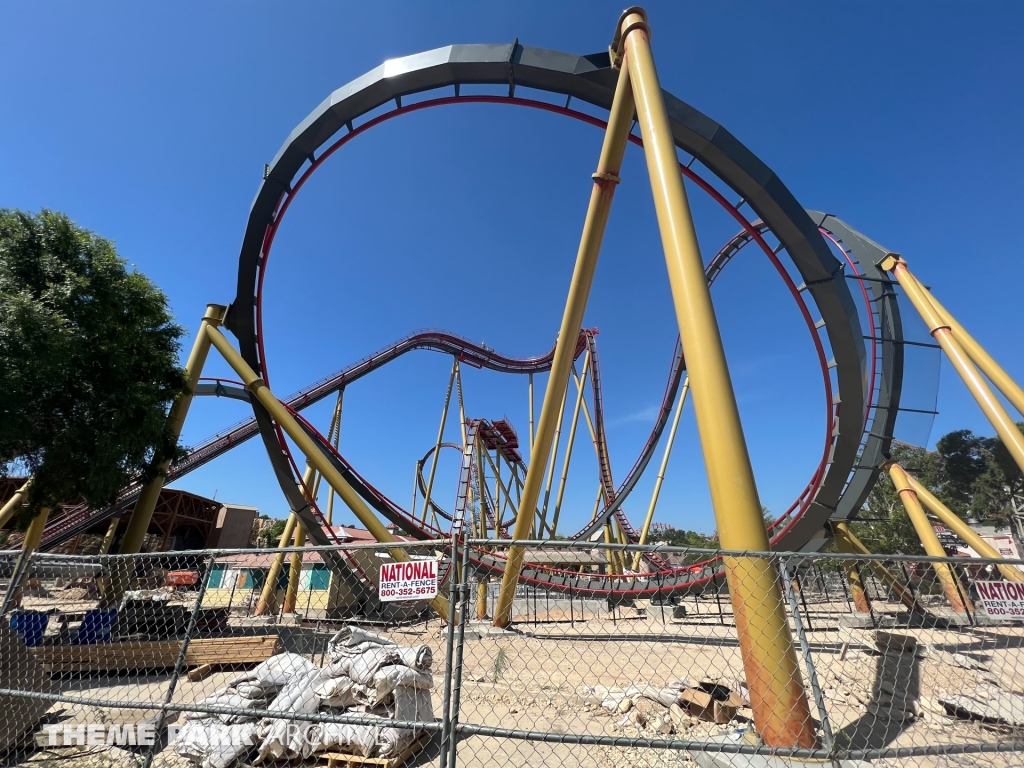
[142,551,216,768]
[438,530,461,768]
[780,555,834,753]
[446,535,472,768]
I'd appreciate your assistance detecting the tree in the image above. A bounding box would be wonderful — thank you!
[853,425,1024,554]
[0,209,187,523]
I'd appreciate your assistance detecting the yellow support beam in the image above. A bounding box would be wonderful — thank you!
[492,37,635,628]
[205,323,450,619]
[621,8,814,748]
[255,512,299,616]
[833,520,922,613]
[633,376,688,570]
[0,479,32,530]
[883,256,1024,477]
[117,305,226,557]
[902,470,1024,582]
[915,277,1024,418]
[888,463,972,614]
[832,522,870,613]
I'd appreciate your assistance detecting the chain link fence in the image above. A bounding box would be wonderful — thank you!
[0,538,1022,767]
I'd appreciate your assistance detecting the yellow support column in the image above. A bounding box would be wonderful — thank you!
[255,512,300,616]
[633,376,688,570]
[832,522,871,614]
[620,9,815,748]
[836,522,922,612]
[204,323,450,619]
[97,517,120,556]
[903,471,1024,582]
[915,279,1024,417]
[0,479,32,530]
[888,463,972,614]
[283,523,307,614]
[492,40,635,628]
[883,256,1024,476]
[118,305,226,556]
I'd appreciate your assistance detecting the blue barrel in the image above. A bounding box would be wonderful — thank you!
[9,610,48,647]
[73,608,118,645]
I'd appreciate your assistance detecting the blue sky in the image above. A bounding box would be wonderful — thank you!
[2,2,1022,535]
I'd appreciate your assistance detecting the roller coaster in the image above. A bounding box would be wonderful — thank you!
[25,43,907,601]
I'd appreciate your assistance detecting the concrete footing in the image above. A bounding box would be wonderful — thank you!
[694,733,871,768]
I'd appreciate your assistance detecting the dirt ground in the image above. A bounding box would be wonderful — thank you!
[10,595,1024,768]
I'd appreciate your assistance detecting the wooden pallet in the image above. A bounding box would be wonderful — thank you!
[32,634,281,672]
[315,732,432,768]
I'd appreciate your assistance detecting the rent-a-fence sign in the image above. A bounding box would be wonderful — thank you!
[975,581,1024,620]
[379,559,438,602]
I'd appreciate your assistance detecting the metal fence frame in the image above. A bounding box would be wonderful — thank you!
[1,537,1023,766]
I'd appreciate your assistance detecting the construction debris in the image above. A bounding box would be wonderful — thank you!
[940,685,1024,726]
[585,677,749,732]
[174,627,433,768]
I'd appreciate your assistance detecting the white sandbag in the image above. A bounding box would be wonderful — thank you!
[313,676,371,708]
[231,652,316,689]
[392,685,433,724]
[173,719,258,768]
[325,645,402,685]
[234,682,271,699]
[307,722,380,757]
[397,644,433,671]
[254,668,323,762]
[329,626,395,648]
[372,666,433,700]
[189,691,268,724]
[377,726,423,757]
[255,720,315,763]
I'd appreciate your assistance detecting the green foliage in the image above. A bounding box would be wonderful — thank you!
[491,646,512,681]
[0,209,187,523]
[259,519,288,548]
[853,426,1024,554]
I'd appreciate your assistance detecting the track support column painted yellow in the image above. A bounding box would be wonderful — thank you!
[633,376,688,570]
[620,8,815,748]
[118,304,226,556]
[283,522,307,614]
[0,479,32,530]
[255,513,299,615]
[492,37,636,628]
[888,463,972,614]
[204,323,450,618]
[836,522,922,612]
[903,471,1024,582]
[882,256,1024,476]
[832,522,870,613]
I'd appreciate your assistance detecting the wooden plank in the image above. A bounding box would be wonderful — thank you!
[319,732,431,768]
[32,635,281,673]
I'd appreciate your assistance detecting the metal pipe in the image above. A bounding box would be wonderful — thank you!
[325,387,345,525]
[97,516,120,556]
[888,463,971,614]
[1,507,50,613]
[911,274,1024,418]
[283,522,307,614]
[423,359,459,524]
[455,360,467,449]
[255,512,299,615]
[492,47,635,628]
[621,8,815,748]
[832,522,871,613]
[0,479,31,530]
[204,323,451,618]
[550,355,592,537]
[538,365,572,535]
[633,376,688,570]
[834,520,922,612]
[117,305,226,557]
[883,256,1024,476]
[528,373,535,456]
[903,470,1024,581]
